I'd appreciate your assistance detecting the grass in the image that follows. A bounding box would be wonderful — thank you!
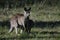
[0,25,60,40]
[0,5,60,21]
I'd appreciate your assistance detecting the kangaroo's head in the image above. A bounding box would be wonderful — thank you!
[24,7,31,18]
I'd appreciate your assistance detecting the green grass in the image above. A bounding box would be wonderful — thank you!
[0,5,60,21]
[0,25,60,40]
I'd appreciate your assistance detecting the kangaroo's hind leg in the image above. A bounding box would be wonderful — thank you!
[8,19,18,34]
[15,26,18,34]
[8,26,13,33]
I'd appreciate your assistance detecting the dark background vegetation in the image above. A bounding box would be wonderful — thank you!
[0,0,60,8]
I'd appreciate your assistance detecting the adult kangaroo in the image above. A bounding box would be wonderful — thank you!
[8,7,31,34]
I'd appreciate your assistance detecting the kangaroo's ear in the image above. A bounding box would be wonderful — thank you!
[24,7,27,11]
[28,7,31,10]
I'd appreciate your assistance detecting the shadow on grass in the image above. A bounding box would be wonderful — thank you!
[0,20,10,27]
[0,20,60,34]
[31,31,60,34]
[0,20,60,32]
[34,21,60,28]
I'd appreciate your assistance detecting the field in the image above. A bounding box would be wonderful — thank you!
[0,5,60,40]
[0,24,60,40]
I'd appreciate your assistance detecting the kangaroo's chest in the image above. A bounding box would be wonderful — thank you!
[17,16,25,25]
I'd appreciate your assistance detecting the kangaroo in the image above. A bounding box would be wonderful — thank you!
[8,7,31,34]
